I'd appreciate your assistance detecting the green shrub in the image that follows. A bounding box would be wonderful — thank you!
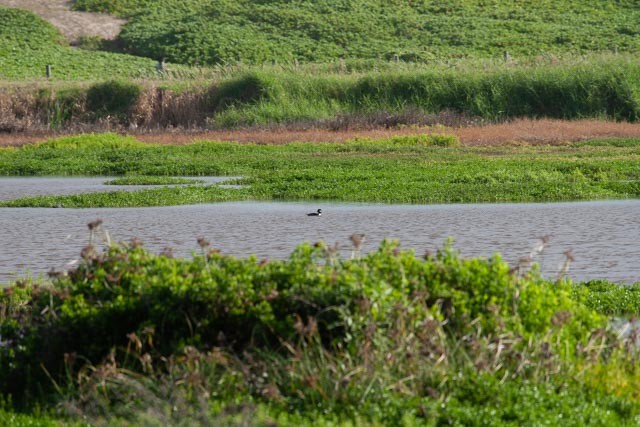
[3,237,640,423]
[86,80,143,121]
[0,239,606,404]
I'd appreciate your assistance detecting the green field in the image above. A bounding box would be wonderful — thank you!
[0,7,201,81]
[72,0,640,65]
[0,133,639,207]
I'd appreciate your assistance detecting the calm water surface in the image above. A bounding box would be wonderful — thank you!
[0,177,231,201]
[1,200,639,284]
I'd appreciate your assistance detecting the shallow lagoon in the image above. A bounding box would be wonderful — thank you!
[1,199,639,284]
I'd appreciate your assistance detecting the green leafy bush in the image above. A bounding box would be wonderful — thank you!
[2,237,640,423]
[86,81,143,121]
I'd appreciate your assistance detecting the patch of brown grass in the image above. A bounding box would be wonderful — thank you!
[2,119,640,148]
[455,118,640,146]
[132,119,640,146]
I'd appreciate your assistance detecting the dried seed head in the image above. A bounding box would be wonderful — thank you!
[563,249,575,263]
[64,352,77,368]
[349,233,366,250]
[160,246,174,258]
[87,219,103,231]
[197,236,210,248]
[47,268,64,279]
[80,244,99,260]
[551,311,572,327]
[540,342,552,359]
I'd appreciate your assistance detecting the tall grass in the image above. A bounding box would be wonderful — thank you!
[2,56,639,132]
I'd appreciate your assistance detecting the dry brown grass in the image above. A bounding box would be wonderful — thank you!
[135,119,640,146]
[2,118,640,148]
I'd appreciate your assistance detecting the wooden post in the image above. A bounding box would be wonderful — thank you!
[46,64,52,78]
[503,51,510,62]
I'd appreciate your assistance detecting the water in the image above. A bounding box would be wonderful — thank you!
[0,176,232,201]
[1,199,639,284]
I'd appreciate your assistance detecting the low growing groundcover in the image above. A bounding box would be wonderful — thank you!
[1,229,640,425]
[0,133,639,207]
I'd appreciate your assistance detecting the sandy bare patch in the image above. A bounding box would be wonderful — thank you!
[0,0,125,41]
[2,119,640,148]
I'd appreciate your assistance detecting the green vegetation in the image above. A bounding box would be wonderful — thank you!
[206,61,640,127]
[4,57,640,131]
[1,235,640,424]
[573,280,640,316]
[73,0,640,65]
[104,175,205,185]
[1,133,639,207]
[0,6,199,81]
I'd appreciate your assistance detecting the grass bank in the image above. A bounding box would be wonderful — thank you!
[2,56,640,132]
[0,133,639,207]
[2,234,640,425]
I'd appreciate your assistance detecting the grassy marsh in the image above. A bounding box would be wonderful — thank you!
[0,133,639,207]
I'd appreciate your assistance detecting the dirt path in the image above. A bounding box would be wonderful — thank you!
[1,119,640,147]
[0,0,124,41]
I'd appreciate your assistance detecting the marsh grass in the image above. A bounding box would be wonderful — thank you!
[1,134,639,207]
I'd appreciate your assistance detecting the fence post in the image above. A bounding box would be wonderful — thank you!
[46,64,52,78]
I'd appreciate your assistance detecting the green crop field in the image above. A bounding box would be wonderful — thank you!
[0,6,200,81]
[72,0,640,65]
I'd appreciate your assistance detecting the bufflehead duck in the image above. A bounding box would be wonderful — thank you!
[307,208,322,216]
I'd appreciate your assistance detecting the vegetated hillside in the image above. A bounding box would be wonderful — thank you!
[0,6,195,80]
[73,0,640,65]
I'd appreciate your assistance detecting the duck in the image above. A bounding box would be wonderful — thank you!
[307,208,322,217]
